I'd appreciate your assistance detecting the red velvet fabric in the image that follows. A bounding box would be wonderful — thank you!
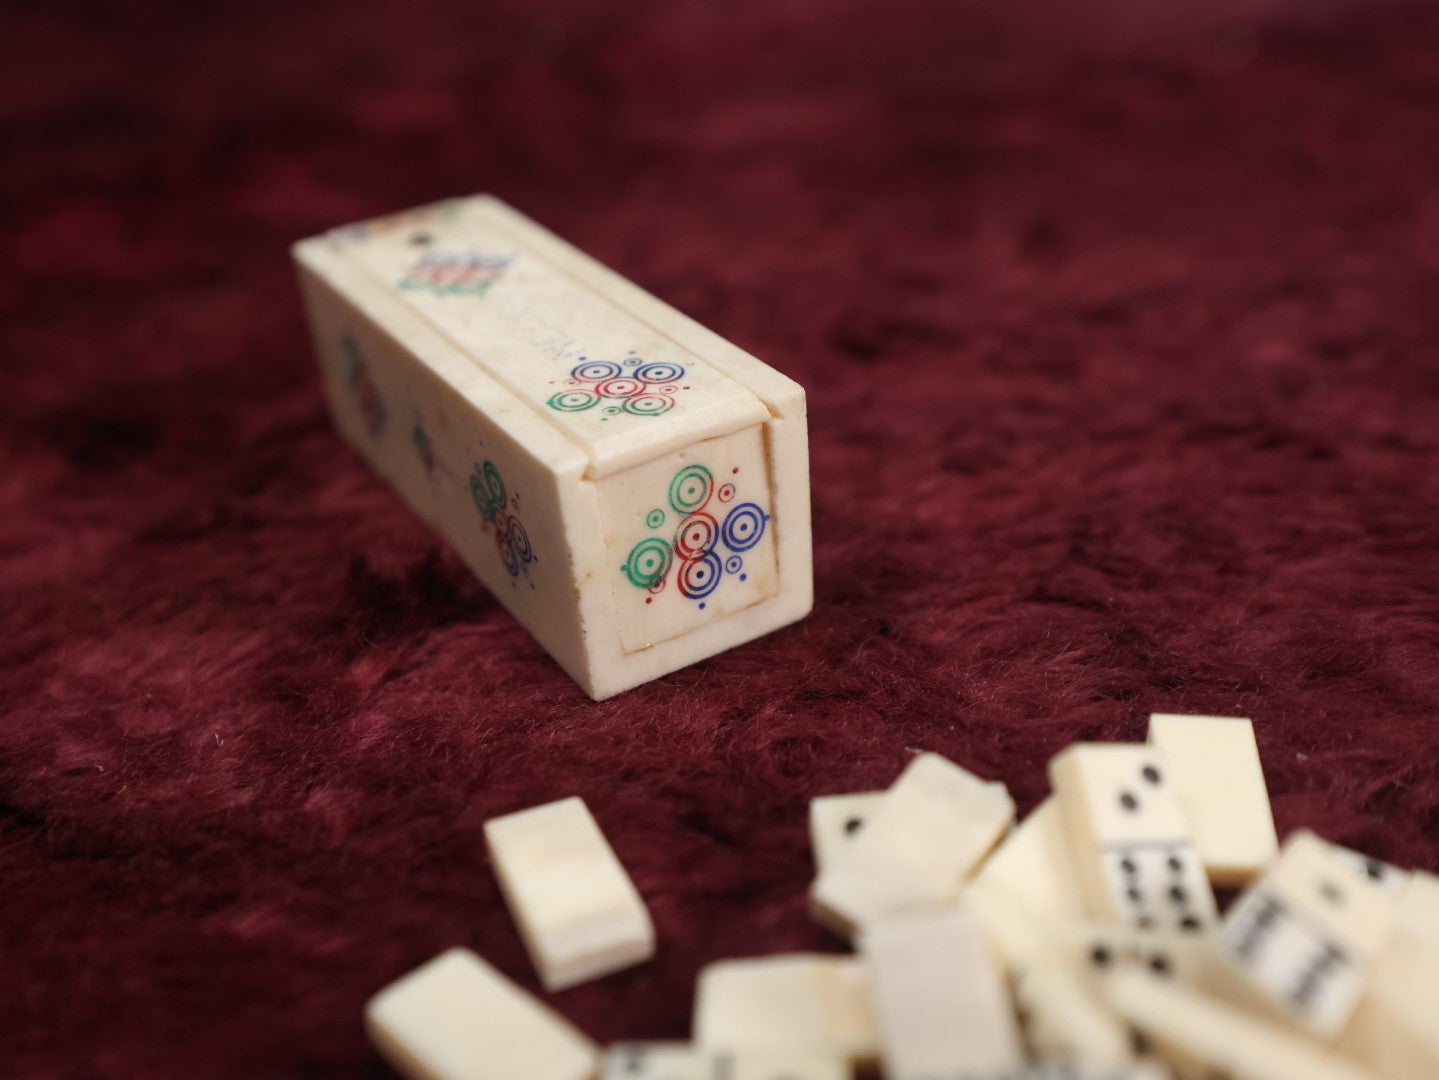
[4,0,1438,1075]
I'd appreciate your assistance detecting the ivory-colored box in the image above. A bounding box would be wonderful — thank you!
[292,196,812,699]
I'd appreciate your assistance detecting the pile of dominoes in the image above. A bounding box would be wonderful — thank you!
[366,714,1438,1080]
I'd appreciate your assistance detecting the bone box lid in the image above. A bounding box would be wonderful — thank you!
[304,196,783,480]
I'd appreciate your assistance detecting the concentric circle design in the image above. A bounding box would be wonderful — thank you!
[668,464,714,514]
[624,356,643,366]
[635,361,685,384]
[659,384,677,394]
[622,394,674,416]
[678,552,722,599]
[470,461,507,520]
[603,406,621,415]
[646,508,665,530]
[721,502,768,552]
[718,482,736,503]
[725,555,743,574]
[507,518,533,564]
[647,575,666,594]
[622,537,673,590]
[497,531,520,577]
[572,360,622,382]
[673,512,718,559]
[596,377,644,399]
[547,389,600,412]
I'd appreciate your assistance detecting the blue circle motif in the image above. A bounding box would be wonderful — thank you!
[721,502,768,553]
[572,360,622,382]
[678,551,722,600]
[634,361,685,384]
[498,535,520,578]
[509,519,533,564]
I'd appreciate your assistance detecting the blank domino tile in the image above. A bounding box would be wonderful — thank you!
[809,753,1014,936]
[1336,871,1439,1078]
[1391,869,1439,953]
[943,1068,1168,1080]
[712,1054,848,1080]
[967,880,1047,977]
[365,948,598,1080]
[602,1043,706,1080]
[997,1067,1171,1080]
[1105,969,1377,1080]
[967,796,1087,923]
[861,908,1025,1080]
[964,880,1052,976]
[1147,714,1279,886]
[483,796,654,991]
[1014,960,1135,1068]
[692,954,878,1065]
[1213,830,1402,1038]
[1048,743,1218,934]
[1340,947,1439,1080]
[807,792,884,875]
[601,1045,846,1080]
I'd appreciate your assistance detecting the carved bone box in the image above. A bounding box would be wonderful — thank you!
[292,196,812,699]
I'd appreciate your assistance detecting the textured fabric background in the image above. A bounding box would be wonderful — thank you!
[3,0,1438,1075]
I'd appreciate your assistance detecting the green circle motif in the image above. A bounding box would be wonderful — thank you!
[646,508,665,530]
[622,394,673,416]
[668,464,714,515]
[548,389,600,412]
[622,537,672,590]
[470,461,506,521]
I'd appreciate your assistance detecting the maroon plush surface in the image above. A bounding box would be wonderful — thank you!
[4,0,1439,1075]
